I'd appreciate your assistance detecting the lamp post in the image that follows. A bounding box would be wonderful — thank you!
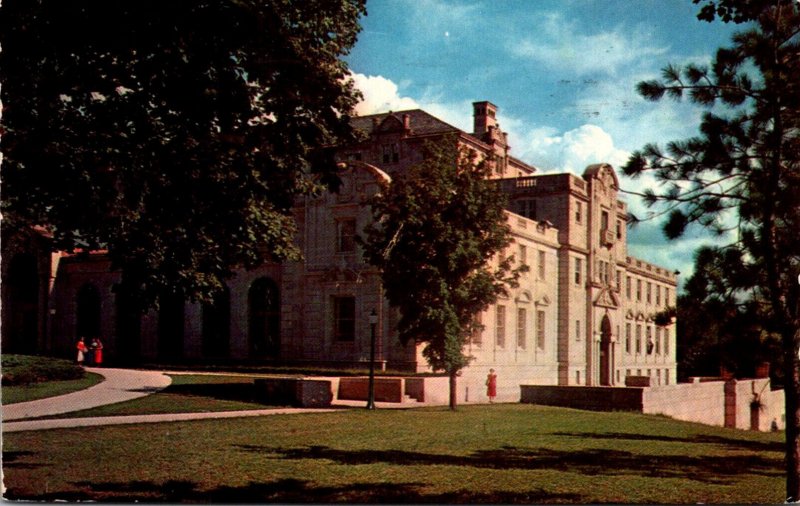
[367,308,378,410]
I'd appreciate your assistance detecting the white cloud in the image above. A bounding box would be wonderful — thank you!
[350,73,420,115]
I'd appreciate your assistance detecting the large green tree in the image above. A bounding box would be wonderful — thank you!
[624,2,800,499]
[362,139,525,410]
[0,0,365,308]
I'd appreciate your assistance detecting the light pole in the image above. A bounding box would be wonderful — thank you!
[367,308,378,410]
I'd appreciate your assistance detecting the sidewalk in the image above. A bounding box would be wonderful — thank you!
[1,368,418,433]
[2,367,172,421]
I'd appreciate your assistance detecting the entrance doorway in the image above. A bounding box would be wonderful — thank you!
[599,315,612,386]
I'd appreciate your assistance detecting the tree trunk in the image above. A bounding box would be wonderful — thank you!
[449,370,458,411]
[785,325,800,502]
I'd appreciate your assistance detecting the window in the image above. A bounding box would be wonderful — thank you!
[538,251,546,280]
[646,282,652,304]
[333,297,355,341]
[575,320,581,342]
[636,324,642,354]
[656,285,661,306]
[665,288,671,306]
[575,370,581,384]
[575,202,582,223]
[664,329,670,355]
[536,310,546,350]
[616,220,623,239]
[636,279,642,301]
[574,258,582,285]
[471,313,482,346]
[646,326,654,354]
[496,305,506,348]
[382,143,399,164]
[517,199,537,220]
[655,327,661,354]
[336,219,356,253]
[626,276,632,299]
[616,270,622,289]
[517,308,527,349]
[664,369,670,385]
[625,323,631,354]
[519,244,527,265]
[600,210,609,245]
[657,369,661,385]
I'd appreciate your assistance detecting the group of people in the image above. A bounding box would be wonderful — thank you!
[76,337,104,366]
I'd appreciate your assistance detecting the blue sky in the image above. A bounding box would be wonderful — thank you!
[344,0,750,289]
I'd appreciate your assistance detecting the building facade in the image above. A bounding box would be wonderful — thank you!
[1,101,677,397]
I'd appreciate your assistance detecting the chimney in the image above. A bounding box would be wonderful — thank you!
[403,114,410,130]
[472,101,498,136]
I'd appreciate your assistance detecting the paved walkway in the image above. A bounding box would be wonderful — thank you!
[3,367,173,422]
[1,368,398,433]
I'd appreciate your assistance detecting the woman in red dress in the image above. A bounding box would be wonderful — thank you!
[486,368,497,403]
[92,338,104,366]
[76,337,88,365]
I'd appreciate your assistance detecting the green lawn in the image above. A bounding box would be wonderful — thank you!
[18,374,281,420]
[2,404,785,503]
[2,372,105,405]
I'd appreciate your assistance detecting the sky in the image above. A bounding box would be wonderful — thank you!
[344,0,751,290]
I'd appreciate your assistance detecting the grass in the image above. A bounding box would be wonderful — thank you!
[2,372,105,405]
[21,374,281,419]
[2,354,85,385]
[2,404,786,503]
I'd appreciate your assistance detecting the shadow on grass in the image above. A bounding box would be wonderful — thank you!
[551,431,784,453]
[156,382,264,404]
[235,444,782,485]
[5,478,584,503]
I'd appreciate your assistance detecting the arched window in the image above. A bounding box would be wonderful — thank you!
[202,286,230,358]
[248,277,280,358]
[158,291,185,360]
[4,253,39,353]
[76,283,101,340]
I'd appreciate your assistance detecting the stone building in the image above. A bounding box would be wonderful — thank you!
[1,101,677,398]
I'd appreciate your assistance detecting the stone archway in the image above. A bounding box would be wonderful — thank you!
[76,283,101,340]
[599,314,613,386]
[4,253,40,354]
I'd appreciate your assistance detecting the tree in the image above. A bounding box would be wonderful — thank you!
[362,138,525,410]
[623,2,800,499]
[0,0,366,309]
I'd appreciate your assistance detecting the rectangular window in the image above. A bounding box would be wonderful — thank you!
[519,244,527,265]
[616,270,622,289]
[575,202,582,223]
[647,282,652,304]
[575,370,581,384]
[517,199,537,220]
[664,329,670,355]
[517,308,527,349]
[657,369,661,385]
[538,250,546,280]
[625,323,631,354]
[336,219,357,253]
[655,327,661,354]
[600,210,609,245]
[471,312,482,346]
[333,296,355,341]
[665,288,671,306]
[626,276,632,300]
[617,220,623,239]
[536,310,546,351]
[382,143,399,163]
[636,324,642,354]
[575,320,581,342]
[574,258,582,285]
[664,369,670,385]
[636,279,642,301]
[646,326,653,354]
[496,305,506,348]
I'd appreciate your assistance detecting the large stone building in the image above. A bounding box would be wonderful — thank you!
[1,101,678,400]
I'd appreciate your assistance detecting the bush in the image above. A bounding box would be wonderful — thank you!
[1,355,85,386]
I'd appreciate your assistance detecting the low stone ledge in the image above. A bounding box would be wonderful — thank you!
[338,377,404,402]
[520,385,644,412]
[254,378,333,408]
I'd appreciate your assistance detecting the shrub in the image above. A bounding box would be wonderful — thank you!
[1,355,85,386]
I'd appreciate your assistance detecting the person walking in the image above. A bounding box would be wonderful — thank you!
[486,368,497,403]
[92,338,104,366]
[76,337,88,366]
